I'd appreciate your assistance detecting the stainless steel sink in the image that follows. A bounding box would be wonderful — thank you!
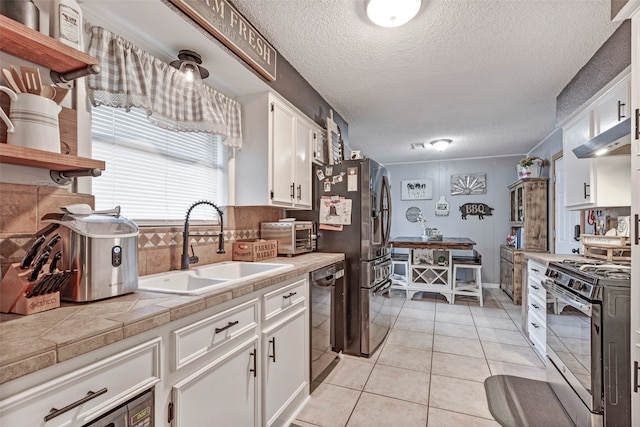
[137,261,293,295]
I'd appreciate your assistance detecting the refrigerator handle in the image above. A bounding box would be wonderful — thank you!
[380,175,392,246]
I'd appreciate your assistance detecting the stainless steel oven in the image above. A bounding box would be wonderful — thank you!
[543,260,630,427]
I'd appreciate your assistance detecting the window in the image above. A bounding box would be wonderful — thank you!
[91,105,228,223]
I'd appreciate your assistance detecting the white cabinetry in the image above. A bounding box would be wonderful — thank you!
[237,92,321,209]
[629,7,640,426]
[526,260,548,361]
[594,76,631,134]
[261,277,308,427]
[171,338,259,426]
[0,275,311,427]
[0,338,161,427]
[167,276,309,427]
[562,73,632,209]
[262,309,307,427]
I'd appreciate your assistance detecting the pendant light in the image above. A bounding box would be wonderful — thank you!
[170,49,210,85]
[366,0,421,28]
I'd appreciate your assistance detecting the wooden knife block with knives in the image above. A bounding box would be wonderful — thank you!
[0,225,73,315]
[0,263,62,315]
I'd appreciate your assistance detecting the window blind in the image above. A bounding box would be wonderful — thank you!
[91,105,228,222]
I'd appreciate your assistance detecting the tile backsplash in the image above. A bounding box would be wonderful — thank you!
[0,183,284,277]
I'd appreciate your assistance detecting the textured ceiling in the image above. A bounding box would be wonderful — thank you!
[230,0,622,164]
[81,0,622,165]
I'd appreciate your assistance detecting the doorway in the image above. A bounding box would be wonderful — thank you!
[553,153,581,254]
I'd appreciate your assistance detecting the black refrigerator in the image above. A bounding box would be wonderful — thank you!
[290,158,393,357]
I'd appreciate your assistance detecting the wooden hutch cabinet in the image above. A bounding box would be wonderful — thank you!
[500,178,548,304]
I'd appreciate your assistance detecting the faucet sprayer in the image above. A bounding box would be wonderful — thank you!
[181,200,225,270]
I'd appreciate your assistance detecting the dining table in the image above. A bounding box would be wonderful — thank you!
[388,236,477,302]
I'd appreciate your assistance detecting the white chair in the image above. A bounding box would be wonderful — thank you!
[451,250,483,306]
[390,252,410,298]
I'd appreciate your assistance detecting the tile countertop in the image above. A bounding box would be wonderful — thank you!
[0,252,344,385]
[523,252,586,265]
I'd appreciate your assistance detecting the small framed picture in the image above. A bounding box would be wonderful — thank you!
[401,179,433,200]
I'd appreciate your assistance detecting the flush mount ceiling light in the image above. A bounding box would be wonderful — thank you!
[170,49,210,82]
[430,139,452,151]
[366,0,421,28]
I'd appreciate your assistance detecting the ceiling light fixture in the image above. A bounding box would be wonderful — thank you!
[170,49,210,82]
[366,0,421,28]
[430,139,452,151]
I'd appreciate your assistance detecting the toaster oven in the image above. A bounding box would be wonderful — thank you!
[260,221,314,256]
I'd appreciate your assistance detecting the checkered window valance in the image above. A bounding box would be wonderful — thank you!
[86,26,242,148]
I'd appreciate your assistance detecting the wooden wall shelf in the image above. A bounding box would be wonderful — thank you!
[0,15,99,73]
[0,144,105,172]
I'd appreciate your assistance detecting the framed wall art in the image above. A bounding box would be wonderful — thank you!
[401,179,433,200]
[450,173,487,195]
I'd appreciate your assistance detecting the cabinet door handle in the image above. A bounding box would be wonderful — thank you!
[530,322,539,329]
[531,303,540,309]
[635,214,639,246]
[290,183,295,199]
[531,285,539,290]
[635,109,639,140]
[618,100,626,120]
[215,320,239,334]
[44,388,108,421]
[283,291,297,300]
[531,268,539,273]
[297,185,302,200]
[269,337,276,362]
[583,183,590,200]
[249,349,257,377]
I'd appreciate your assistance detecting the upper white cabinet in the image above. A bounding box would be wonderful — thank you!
[594,76,631,134]
[563,73,632,209]
[236,92,321,209]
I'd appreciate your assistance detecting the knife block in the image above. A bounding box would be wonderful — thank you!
[0,263,60,315]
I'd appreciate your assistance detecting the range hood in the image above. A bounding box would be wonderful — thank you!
[572,117,631,158]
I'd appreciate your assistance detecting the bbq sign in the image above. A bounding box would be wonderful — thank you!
[459,203,494,220]
[168,0,277,81]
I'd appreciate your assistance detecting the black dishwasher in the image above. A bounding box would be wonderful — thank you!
[310,261,344,391]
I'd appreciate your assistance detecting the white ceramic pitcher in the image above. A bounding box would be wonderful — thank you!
[0,86,62,153]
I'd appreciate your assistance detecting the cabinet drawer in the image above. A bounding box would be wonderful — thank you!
[527,293,547,321]
[500,246,514,262]
[527,260,546,284]
[173,299,258,370]
[527,309,546,359]
[0,338,161,427]
[528,276,547,302]
[263,277,306,321]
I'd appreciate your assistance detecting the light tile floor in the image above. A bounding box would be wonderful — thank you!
[293,288,549,427]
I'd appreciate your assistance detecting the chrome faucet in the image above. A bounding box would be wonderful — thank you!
[181,200,225,270]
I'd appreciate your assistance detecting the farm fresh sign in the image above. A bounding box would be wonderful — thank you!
[169,0,277,81]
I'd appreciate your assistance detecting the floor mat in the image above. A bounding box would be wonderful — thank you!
[484,375,575,427]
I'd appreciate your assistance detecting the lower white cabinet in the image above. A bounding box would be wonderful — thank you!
[262,308,307,427]
[527,260,548,361]
[0,275,310,427]
[0,338,161,427]
[171,337,259,427]
[167,275,309,427]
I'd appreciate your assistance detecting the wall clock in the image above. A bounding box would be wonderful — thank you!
[450,173,487,195]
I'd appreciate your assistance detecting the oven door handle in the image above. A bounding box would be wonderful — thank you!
[543,280,592,316]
